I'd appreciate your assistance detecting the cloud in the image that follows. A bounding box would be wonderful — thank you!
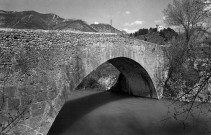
[125,11,131,15]
[123,28,138,33]
[94,21,99,24]
[124,21,144,26]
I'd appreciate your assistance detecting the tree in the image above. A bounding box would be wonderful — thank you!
[137,28,148,35]
[162,1,211,125]
[163,0,211,103]
[164,0,211,44]
[159,27,178,41]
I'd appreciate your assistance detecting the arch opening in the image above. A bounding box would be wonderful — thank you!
[47,57,158,134]
[107,57,157,99]
[77,57,157,99]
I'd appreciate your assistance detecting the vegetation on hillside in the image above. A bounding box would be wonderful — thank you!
[0,10,123,34]
[0,10,97,32]
[130,27,178,45]
[90,23,123,34]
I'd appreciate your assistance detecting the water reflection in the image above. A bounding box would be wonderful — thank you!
[48,89,211,135]
[47,89,132,135]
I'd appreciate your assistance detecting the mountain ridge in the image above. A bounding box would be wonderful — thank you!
[90,23,123,34]
[0,10,122,33]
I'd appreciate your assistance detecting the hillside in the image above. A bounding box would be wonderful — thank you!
[0,10,63,29]
[0,10,124,33]
[90,23,123,34]
[53,20,97,32]
[131,27,178,45]
[0,10,96,32]
[136,32,167,45]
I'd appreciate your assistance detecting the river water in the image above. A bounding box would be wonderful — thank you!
[49,89,211,135]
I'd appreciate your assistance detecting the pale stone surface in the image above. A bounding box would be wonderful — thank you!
[0,29,168,134]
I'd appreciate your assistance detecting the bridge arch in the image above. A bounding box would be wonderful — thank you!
[78,57,158,99]
[47,57,158,135]
[107,57,157,98]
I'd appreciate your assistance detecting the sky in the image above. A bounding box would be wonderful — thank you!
[0,0,173,33]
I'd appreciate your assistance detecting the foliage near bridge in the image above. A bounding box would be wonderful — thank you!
[162,0,211,122]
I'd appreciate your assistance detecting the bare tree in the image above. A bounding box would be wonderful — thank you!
[164,0,211,44]
[160,3,211,128]
[163,0,211,104]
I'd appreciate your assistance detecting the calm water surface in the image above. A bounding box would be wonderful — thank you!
[49,89,211,135]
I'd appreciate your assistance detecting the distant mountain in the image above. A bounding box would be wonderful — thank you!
[90,23,123,34]
[53,19,97,32]
[0,10,96,32]
[0,10,62,29]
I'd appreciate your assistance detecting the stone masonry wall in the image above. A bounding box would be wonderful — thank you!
[0,29,167,135]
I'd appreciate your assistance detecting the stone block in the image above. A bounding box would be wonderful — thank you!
[34,91,47,103]
[34,85,42,93]
[46,103,57,118]
[22,129,37,135]
[8,98,20,110]
[21,95,33,107]
[17,106,31,121]
[31,102,46,117]
[21,111,31,121]
[40,83,48,92]
[47,90,58,100]
[208,82,211,92]
[41,74,49,84]
[39,121,52,135]
[32,108,44,118]
[0,72,6,80]
[10,124,27,135]
[0,113,9,124]
[0,91,4,103]
[31,101,44,110]
[18,86,35,96]
[48,81,57,91]
[29,115,42,129]
[8,109,20,117]
[0,96,7,110]
[54,95,65,107]
[4,86,17,97]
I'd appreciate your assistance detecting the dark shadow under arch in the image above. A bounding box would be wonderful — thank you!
[47,57,158,135]
[107,57,157,99]
[47,91,132,135]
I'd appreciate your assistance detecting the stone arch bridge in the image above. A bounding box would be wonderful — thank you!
[80,41,168,99]
[0,29,168,135]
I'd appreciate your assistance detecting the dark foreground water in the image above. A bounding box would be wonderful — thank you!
[48,89,211,135]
